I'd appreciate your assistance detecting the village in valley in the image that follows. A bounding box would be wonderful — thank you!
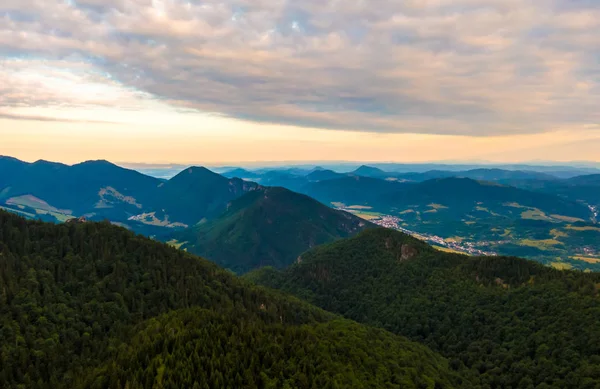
[348,212,499,256]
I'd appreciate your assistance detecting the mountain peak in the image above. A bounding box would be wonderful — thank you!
[32,159,67,168]
[0,155,23,162]
[75,159,118,168]
[353,165,388,177]
[172,185,371,273]
[170,166,224,182]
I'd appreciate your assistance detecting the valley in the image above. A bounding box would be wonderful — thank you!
[336,203,600,271]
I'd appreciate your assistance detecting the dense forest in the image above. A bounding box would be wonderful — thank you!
[171,187,371,273]
[0,210,459,388]
[249,228,600,388]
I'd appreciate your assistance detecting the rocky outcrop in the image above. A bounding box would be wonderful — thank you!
[400,244,418,261]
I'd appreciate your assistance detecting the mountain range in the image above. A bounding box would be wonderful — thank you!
[0,157,259,230]
[1,156,598,271]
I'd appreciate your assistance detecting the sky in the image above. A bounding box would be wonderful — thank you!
[1,0,599,165]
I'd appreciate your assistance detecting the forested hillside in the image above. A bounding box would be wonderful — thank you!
[0,211,458,388]
[171,187,372,273]
[249,228,600,388]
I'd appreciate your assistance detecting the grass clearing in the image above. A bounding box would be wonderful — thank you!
[7,195,72,214]
[519,239,563,250]
[35,209,74,222]
[428,203,448,210]
[521,209,553,221]
[504,202,527,209]
[551,262,573,270]
[351,211,383,221]
[566,225,600,232]
[167,239,188,250]
[550,214,585,223]
[347,205,373,210]
[475,206,501,217]
[550,229,568,238]
[571,256,600,264]
[433,245,468,255]
[0,205,35,218]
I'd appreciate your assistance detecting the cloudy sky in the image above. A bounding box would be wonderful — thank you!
[1,0,599,164]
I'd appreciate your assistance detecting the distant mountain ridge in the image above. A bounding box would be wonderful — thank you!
[0,157,260,229]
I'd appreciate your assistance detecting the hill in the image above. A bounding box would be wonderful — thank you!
[0,158,160,223]
[352,165,391,178]
[169,187,372,273]
[566,174,600,186]
[304,168,346,182]
[301,175,408,206]
[0,210,460,389]
[380,177,590,219]
[221,167,259,179]
[0,157,262,231]
[249,228,600,388]
[149,166,261,226]
[390,168,557,183]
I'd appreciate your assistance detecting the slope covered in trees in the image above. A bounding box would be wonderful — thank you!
[0,211,458,388]
[249,228,600,388]
[151,166,261,226]
[171,187,372,273]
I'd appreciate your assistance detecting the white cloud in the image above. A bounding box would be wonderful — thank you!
[0,0,598,135]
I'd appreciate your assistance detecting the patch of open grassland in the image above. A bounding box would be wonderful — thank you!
[521,209,553,221]
[428,203,448,210]
[167,239,188,250]
[504,202,527,209]
[519,239,563,250]
[7,195,72,214]
[571,256,600,264]
[347,205,373,210]
[475,206,501,216]
[551,262,573,270]
[550,214,585,223]
[550,229,568,238]
[0,205,35,218]
[351,211,383,221]
[35,209,73,222]
[433,245,468,255]
[567,225,600,232]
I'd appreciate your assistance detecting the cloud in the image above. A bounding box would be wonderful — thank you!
[0,0,598,135]
[0,111,119,124]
